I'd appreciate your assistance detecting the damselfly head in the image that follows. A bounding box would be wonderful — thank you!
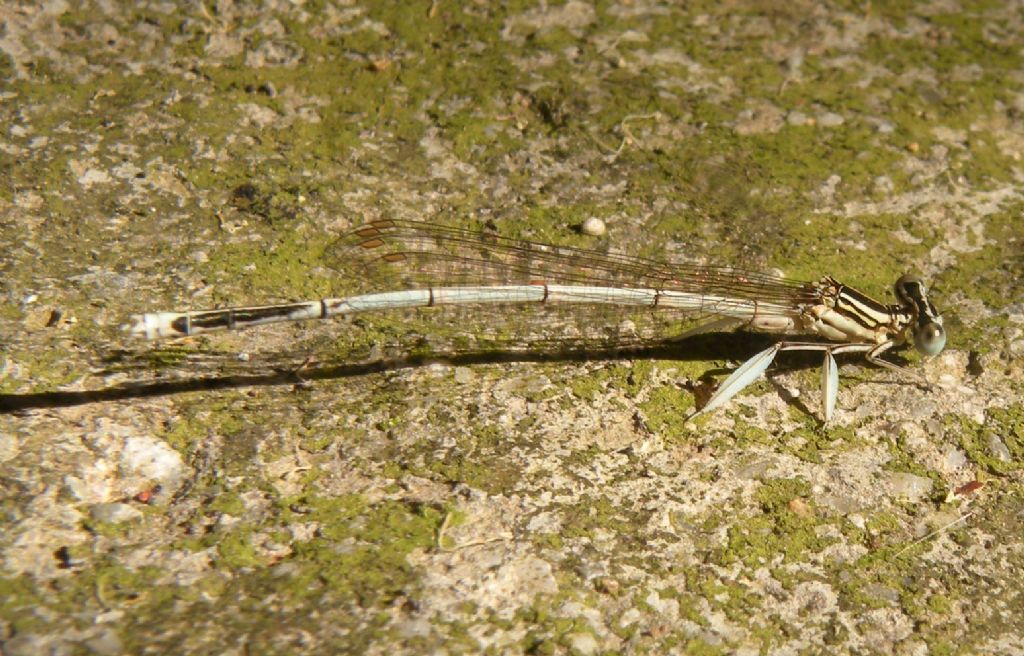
[895,274,946,356]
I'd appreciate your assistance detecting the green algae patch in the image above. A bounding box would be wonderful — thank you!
[515,601,605,655]
[207,491,246,517]
[0,346,85,393]
[637,378,697,438]
[417,448,523,496]
[569,359,675,404]
[277,493,444,606]
[116,344,197,372]
[568,372,604,403]
[384,418,528,495]
[553,495,658,573]
[713,477,833,569]
[0,575,53,635]
[780,423,859,463]
[199,230,335,306]
[162,393,250,451]
[85,561,175,609]
[216,526,264,569]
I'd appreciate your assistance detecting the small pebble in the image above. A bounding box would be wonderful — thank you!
[581,217,606,236]
[887,472,933,501]
[943,448,968,471]
[85,630,124,656]
[818,112,844,127]
[988,434,1011,462]
[787,110,808,125]
[90,502,142,524]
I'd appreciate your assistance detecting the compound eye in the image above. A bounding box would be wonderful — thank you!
[915,321,946,356]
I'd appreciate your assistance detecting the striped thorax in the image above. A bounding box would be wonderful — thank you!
[802,275,945,355]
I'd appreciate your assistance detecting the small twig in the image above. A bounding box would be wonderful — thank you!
[435,511,452,551]
[435,512,512,552]
[894,511,974,557]
[595,112,662,162]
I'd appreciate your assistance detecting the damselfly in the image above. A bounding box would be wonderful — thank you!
[125,219,946,422]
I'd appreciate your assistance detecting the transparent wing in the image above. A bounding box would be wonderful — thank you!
[329,219,814,304]
[320,219,817,351]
